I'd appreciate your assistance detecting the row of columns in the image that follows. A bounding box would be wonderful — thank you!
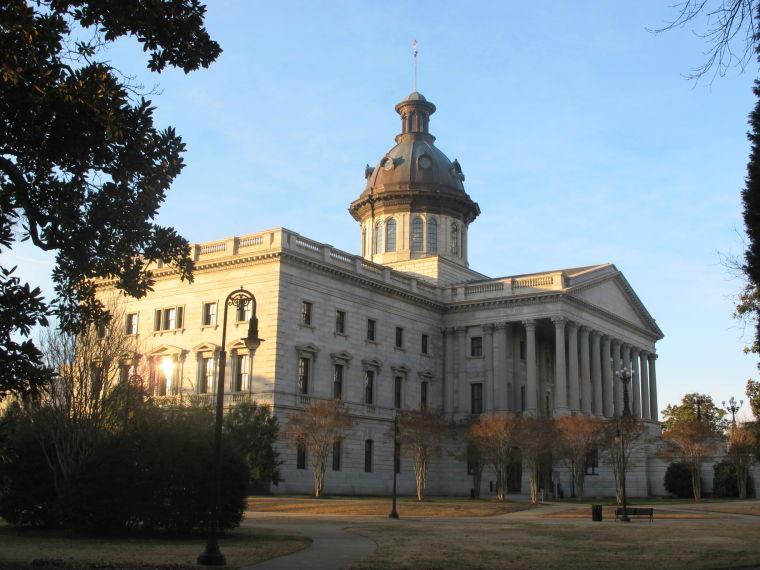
[548,318,658,420]
[442,319,659,421]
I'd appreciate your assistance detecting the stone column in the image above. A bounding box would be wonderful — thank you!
[631,348,641,418]
[580,326,592,416]
[640,350,650,420]
[484,324,495,412]
[648,353,659,422]
[566,321,579,414]
[495,323,509,410]
[524,320,538,414]
[602,335,614,417]
[443,328,454,414]
[553,317,569,415]
[612,340,622,416]
[455,326,467,414]
[591,331,603,416]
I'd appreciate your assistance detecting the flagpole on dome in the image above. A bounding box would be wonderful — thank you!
[412,39,418,92]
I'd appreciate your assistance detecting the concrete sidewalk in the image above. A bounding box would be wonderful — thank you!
[242,520,376,570]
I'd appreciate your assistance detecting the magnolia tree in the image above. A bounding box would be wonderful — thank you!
[556,416,603,501]
[515,415,557,504]
[395,409,448,501]
[725,424,757,499]
[284,400,354,497]
[468,413,520,501]
[598,415,644,504]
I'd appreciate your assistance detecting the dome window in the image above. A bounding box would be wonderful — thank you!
[382,157,395,171]
[411,217,424,253]
[374,221,383,254]
[418,154,432,170]
[450,222,460,256]
[385,219,397,252]
[427,218,438,253]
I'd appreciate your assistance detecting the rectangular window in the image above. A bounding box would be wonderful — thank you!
[364,439,373,473]
[421,381,428,408]
[364,370,375,404]
[421,333,429,355]
[585,448,599,476]
[202,302,217,326]
[470,336,483,357]
[366,318,376,341]
[395,326,404,348]
[394,442,401,474]
[125,313,138,335]
[118,363,130,385]
[332,440,341,471]
[333,364,344,399]
[335,310,346,334]
[234,354,249,392]
[520,341,526,361]
[394,376,403,409]
[300,301,312,326]
[155,306,183,331]
[236,303,252,323]
[297,444,307,470]
[199,357,213,394]
[471,383,483,415]
[298,357,310,395]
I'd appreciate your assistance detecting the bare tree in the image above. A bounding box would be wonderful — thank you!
[284,400,354,497]
[725,423,757,498]
[598,416,645,504]
[30,301,139,494]
[556,416,603,501]
[395,409,448,501]
[468,413,520,501]
[515,416,557,504]
[662,419,719,501]
[651,0,757,81]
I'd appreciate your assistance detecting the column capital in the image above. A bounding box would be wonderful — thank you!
[579,325,590,337]
[454,326,467,334]
[551,315,566,326]
[639,349,649,358]
[494,322,509,330]
[522,319,536,329]
[590,329,601,339]
[648,352,658,361]
[482,323,496,332]
[611,338,621,348]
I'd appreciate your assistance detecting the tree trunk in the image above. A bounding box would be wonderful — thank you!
[314,461,325,497]
[737,465,748,499]
[691,466,701,502]
[575,468,585,501]
[529,462,539,504]
[416,458,427,502]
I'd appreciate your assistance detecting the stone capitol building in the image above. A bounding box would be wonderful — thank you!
[102,91,667,497]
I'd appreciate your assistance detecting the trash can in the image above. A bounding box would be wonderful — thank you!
[591,504,603,522]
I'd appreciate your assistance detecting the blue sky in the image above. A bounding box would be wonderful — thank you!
[8,0,759,416]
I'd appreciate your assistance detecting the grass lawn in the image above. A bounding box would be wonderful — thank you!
[0,524,309,569]
[248,496,531,517]
[346,518,760,569]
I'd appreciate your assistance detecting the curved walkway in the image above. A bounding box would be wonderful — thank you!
[242,519,376,570]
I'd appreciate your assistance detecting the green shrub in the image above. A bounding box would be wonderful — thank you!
[713,461,754,498]
[664,462,693,498]
[0,404,248,534]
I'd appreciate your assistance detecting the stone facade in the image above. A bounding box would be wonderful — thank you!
[96,92,685,498]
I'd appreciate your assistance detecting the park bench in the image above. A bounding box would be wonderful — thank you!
[615,507,654,522]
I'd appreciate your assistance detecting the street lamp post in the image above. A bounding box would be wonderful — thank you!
[198,288,263,566]
[616,365,634,523]
[389,414,399,519]
[722,396,743,427]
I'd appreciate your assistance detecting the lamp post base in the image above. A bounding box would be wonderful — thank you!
[389,510,399,519]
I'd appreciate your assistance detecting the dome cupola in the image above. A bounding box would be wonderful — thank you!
[349,93,480,270]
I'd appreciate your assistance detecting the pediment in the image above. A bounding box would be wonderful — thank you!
[146,344,186,357]
[391,364,411,375]
[362,357,383,370]
[295,343,320,357]
[569,273,662,338]
[330,351,353,363]
[418,369,434,379]
[191,342,219,353]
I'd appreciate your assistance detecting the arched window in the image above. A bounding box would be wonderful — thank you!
[411,217,424,253]
[450,222,460,256]
[385,218,397,252]
[427,218,438,253]
[374,221,383,254]
[361,227,366,256]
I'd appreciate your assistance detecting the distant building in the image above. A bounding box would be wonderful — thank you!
[100,92,672,497]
